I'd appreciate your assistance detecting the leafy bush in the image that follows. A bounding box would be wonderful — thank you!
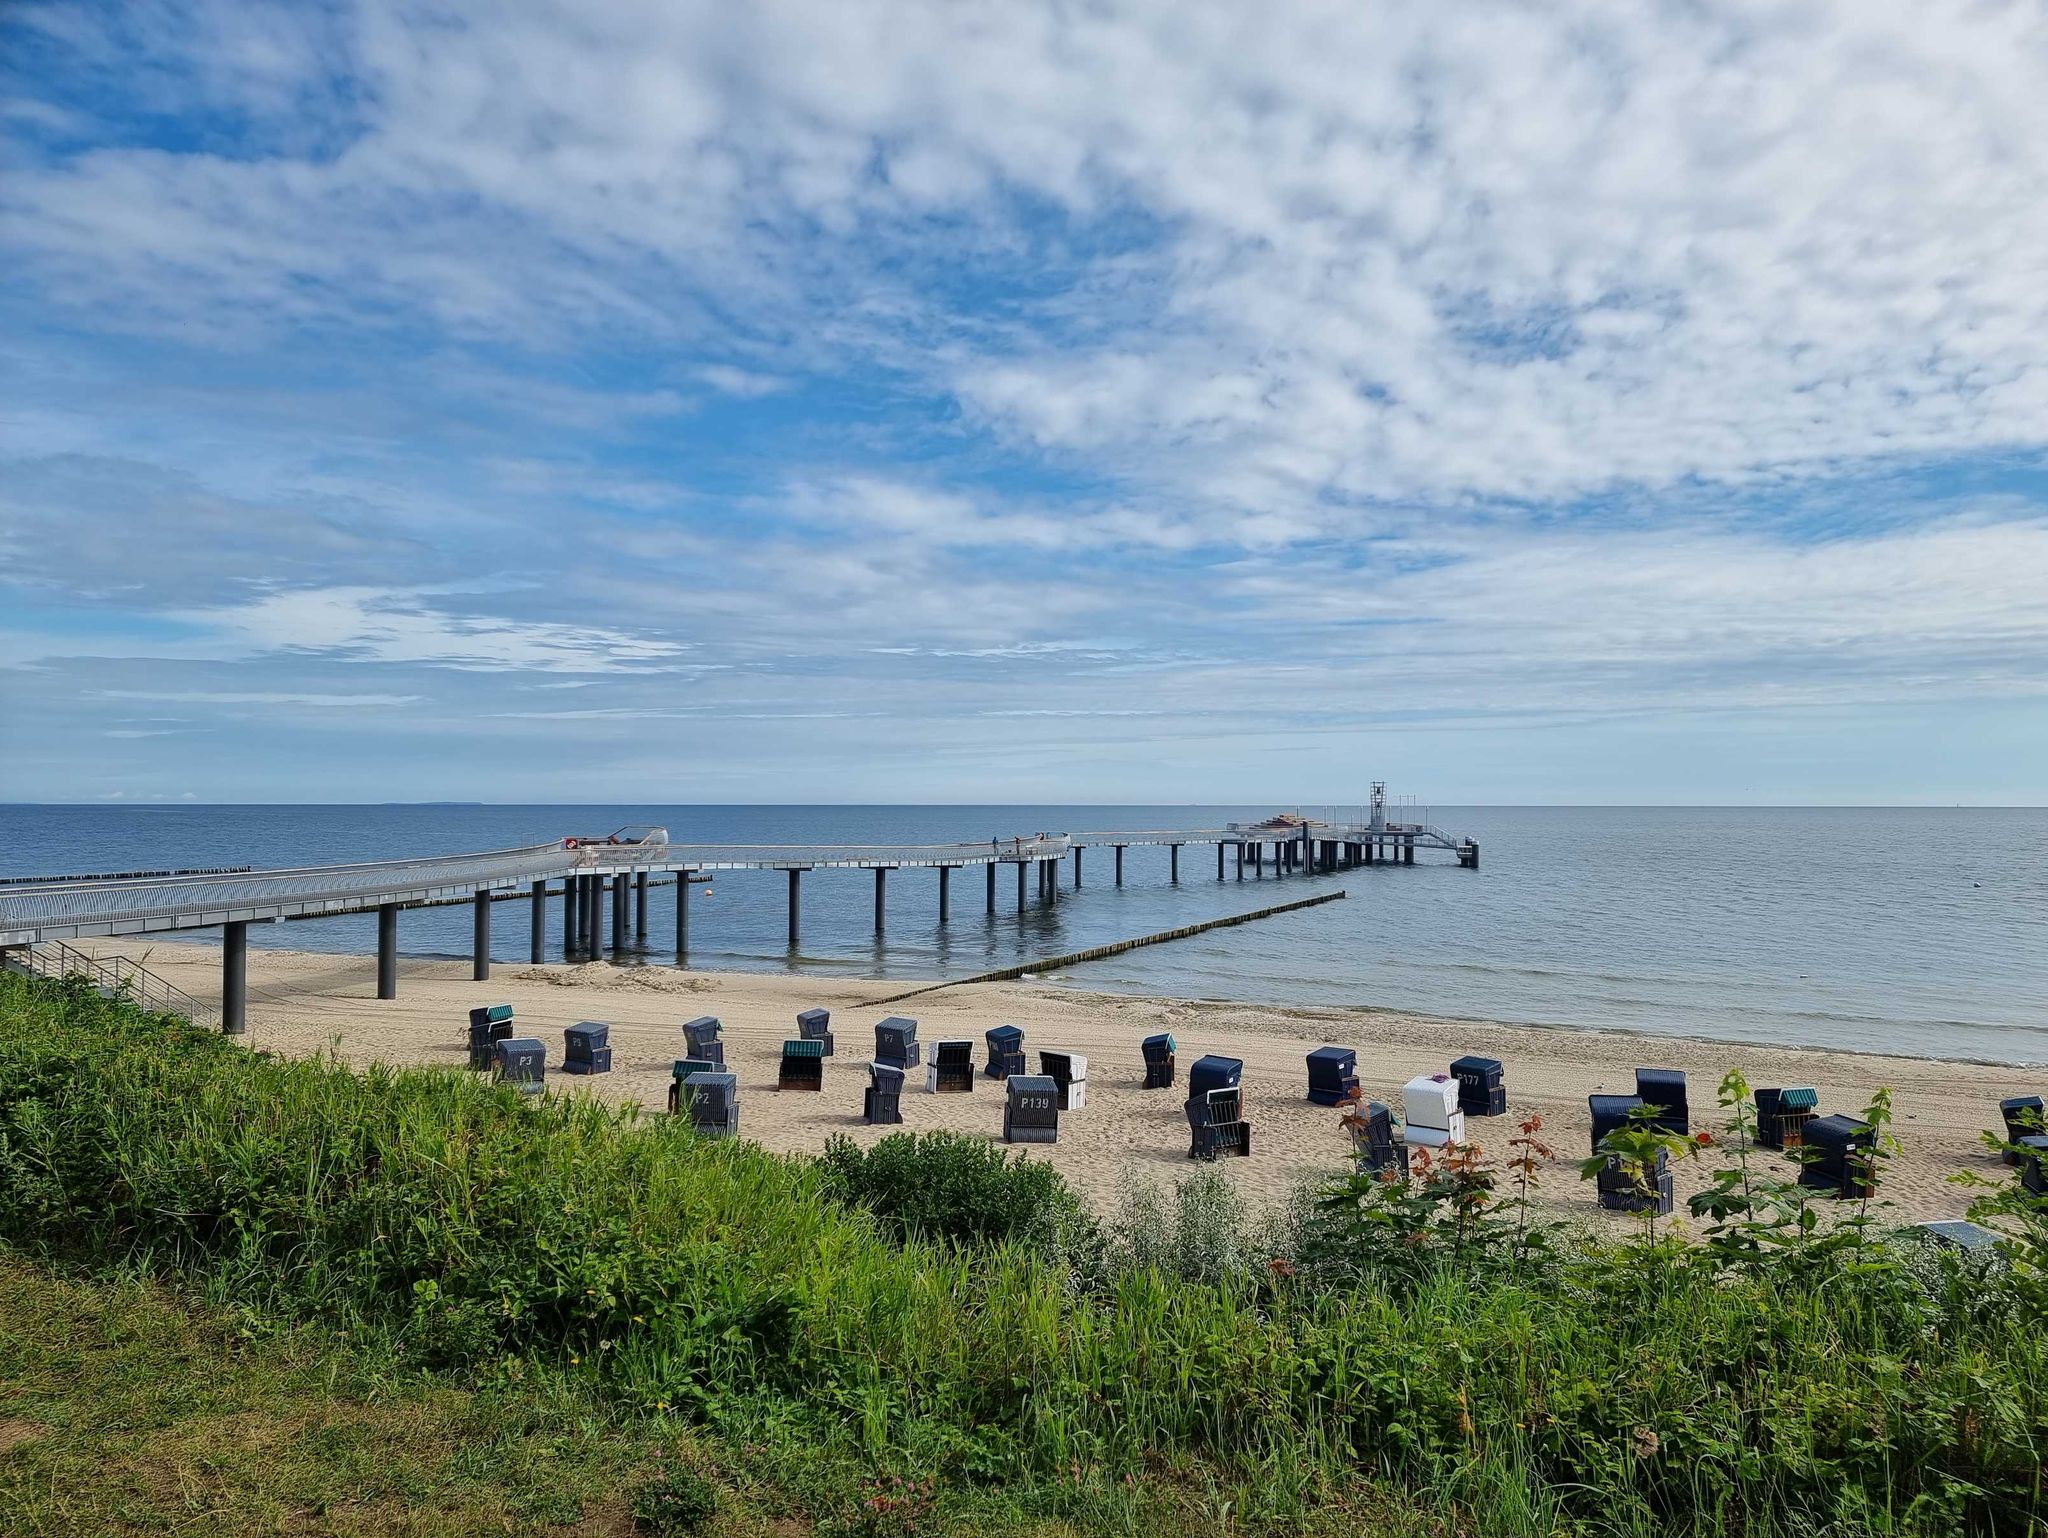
[815,1129,1089,1251]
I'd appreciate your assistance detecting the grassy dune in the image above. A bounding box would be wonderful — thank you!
[0,971,2042,1536]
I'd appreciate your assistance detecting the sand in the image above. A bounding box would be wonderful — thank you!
[89,938,2025,1226]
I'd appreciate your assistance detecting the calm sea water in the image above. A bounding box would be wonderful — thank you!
[5,804,2044,1065]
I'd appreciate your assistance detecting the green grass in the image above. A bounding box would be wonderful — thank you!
[0,971,2043,1537]
[0,1255,718,1536]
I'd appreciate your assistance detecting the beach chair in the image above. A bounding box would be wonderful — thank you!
[682,1016,725,1067]
[1306,1046,1360,1106]
[778,1037,825,1091]
[1003,1074,1060,1144]
[1347,1100,1409,1178]
[1188,1086,1252,1160]
[1451,1055,1506,1117]
[2020,1135,2048,1196]
[797,1007,835,1056]
[1634,1068,1689,1135]
[1185,1054,1243,1103]
[1596,1148,1673,1214]
[466,1003,515,1069]
[874,1016,921,1070]
[1140,1032,1176,1089]
[681,1071,739,1139]
[864,1062,905,1125]
[1755,1086,1818,1150]
[1402,1073,1465,1150]
[667,1057,717,1113]
[1799,1114,1876,1198]
[926,1039,975,1094]
[492,1036,546,1095]
[1999,1096,2045,1165]
[984,1024,1026,1080]
[1040,1050,1088,1111]
[562,1021,611,1075]
[1588,1093,1644,1151]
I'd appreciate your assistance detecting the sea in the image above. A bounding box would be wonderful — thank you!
[4,804,2044,1066]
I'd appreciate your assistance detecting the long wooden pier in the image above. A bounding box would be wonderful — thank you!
[0,807,1476,1034]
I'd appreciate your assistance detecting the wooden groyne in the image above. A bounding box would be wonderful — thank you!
[866,889,1346,1007]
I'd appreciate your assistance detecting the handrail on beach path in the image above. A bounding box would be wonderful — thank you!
[865,889,1346,1008]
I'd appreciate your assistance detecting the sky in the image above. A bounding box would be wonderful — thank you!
[3,0,2047,806]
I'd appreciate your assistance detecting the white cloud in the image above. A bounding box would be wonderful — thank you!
[10,1,2048,518]
[171,588,686,673]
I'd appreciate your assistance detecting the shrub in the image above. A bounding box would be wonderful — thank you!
[815,1129,1089,1251]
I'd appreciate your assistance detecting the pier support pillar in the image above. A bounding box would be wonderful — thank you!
[1217,842,1225,880]
[585,874,601,956]
[986,861,997,915]
[1363,840,1374,866]
[1170,843,1181,883]
[376,902,398,998]
[787,868,803,946]
[1016,860,1027,911]
[562,878,579,958]
[674,869,692,966]
[472,889,492,981]
[873,867,890,935]
[635,871,648,939]
[222,920,247,1035]
[1404,838,1415,865]
[613,875,630,955]
[1234,841,1243,879]
[1073,846,1082,887]
[1115,845,1125,885]
[937,865,952,923]
[529,879,546,964]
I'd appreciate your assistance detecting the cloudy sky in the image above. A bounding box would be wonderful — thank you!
[4,0,2046,804]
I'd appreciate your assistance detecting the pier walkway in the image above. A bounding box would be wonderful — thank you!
[0,813,1476,1033]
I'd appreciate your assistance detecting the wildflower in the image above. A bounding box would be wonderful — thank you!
[1267,1257,1297,1279]
[1694,1130,1715,1147]
[1632,1426,1660,1459]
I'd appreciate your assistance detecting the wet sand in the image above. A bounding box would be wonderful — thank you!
[97,939,2027,1225]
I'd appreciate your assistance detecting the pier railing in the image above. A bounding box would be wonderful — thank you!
[2,940,219,1031]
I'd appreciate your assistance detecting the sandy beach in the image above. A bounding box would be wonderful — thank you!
[96,938,2024,1226]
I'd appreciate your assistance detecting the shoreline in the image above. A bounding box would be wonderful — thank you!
[136,928,2036,1074]
[79,937,2029,1225]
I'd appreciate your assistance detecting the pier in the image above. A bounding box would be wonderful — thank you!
[0,796,1476,1034]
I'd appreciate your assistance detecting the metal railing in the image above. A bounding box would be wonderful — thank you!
[2,940,219,1030]
[0,840,580,934]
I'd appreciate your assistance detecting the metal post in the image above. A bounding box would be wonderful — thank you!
[614,875,630,954]
[1405,837,1415,865]
[472,888,491,981]
[1016,859,1027,911]
[562,877,579,958]
[1234,841,1243,879]
[1170,843,1180,883]
[938,865,951,923]
[585,874,600,954]
[1073,846,1082,887]
[986,860,997,914]
[873,867,890,934]
[529,879,546,964]
[376,902,398,998]
[787,868,802,946]
[635,870,648,938]
[675,869,691,965]
[1115,845,1124,885]
[222,920,247,1035]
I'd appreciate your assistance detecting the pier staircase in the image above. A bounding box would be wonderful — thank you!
[0,939,219,1031]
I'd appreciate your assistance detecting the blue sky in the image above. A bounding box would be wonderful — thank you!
[4,0,2047,805]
